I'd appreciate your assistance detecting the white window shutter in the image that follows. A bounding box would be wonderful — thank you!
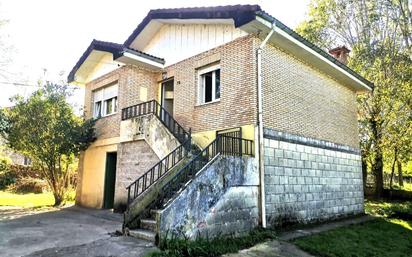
[103,84,118,100]
[93,89,103,103]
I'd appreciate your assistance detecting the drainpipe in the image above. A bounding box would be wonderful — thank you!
[257,23,276,229]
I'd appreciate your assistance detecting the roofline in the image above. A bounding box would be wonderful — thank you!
[67,40,122,83]
[67,40,164,83]
[255,11,374,90]
[113,48,165,65]
[123,5,261,47]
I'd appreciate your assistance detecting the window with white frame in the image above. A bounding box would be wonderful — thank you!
[198,64,220,104]
[93,83,118,118]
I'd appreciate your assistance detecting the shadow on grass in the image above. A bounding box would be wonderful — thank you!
[294,218,412,257]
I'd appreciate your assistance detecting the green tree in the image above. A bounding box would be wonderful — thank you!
[0,84,95,205]
[297,0,412,196]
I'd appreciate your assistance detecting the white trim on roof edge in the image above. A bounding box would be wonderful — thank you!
[255,16,372,92]
[116,52,165,69]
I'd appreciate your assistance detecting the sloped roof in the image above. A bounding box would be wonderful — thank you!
[67,39,164,83]
[68,5,373,89]
[123,5,261,47]
[255,10,373,89]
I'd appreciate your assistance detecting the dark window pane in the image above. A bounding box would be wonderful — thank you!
[215,69,220,99]
[94,101,102,118]
[106,98,113,115]
[204,71,213,103]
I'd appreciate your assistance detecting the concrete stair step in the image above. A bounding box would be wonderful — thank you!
[140,218,157,231]
[149,209,162,218]
[128,229,156,242]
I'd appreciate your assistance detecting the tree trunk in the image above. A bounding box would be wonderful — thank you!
[372,149,384,196]
[390,149,397,189]
[53,193,63,206]
[398,161,404,187]
[362,158,368,190]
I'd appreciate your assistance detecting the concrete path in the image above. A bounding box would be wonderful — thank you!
[0,206,157,257]
[223,240,313,257]
[225,215,375,257]
[278,214,375,241]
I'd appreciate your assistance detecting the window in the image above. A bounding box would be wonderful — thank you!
[23,156,31,166]
[198,65,220,104]
[93,83,118,118]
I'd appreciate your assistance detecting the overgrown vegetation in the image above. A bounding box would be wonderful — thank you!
[146,229,277,257]
[294,199,412,257]
[0,84,95,205]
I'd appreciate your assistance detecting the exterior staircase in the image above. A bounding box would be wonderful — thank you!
[121,100,254,243]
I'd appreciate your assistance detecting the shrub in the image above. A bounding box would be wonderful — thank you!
[150,228,277,257]
[8,177,48,194]
[0,157,14,189]
[0,170,16,189]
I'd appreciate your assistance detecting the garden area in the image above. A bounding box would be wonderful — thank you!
[293,199,412,257]
[0,151,76,208]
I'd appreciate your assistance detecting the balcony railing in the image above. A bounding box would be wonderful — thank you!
[121,100,190,145]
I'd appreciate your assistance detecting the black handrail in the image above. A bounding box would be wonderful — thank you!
[122,100,190,145]
[124,135,254,228]
[126,138,191,205]
[154,135,254,208]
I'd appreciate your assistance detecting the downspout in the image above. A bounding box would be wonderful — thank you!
[257,23,276,229]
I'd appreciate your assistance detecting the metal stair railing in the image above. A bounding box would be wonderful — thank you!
[155,134,254,208]
[126,137,191,205]
[121,100,190,144]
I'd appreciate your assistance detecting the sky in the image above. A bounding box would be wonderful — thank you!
[0,0,310,108]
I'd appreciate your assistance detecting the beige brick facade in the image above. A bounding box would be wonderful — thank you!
[164,35,257,133]
[84,65,159,140]
[79,33,362,209]
[258,38,359,148]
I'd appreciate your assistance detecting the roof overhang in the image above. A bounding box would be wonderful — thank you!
[123,5,260,49]
[68,40,165,84]
[240,13,373,92]
[114,49,164,70]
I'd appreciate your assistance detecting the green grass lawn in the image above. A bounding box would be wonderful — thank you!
[0,190,75,208]
[391,181,412,191]
[294,199,412,257]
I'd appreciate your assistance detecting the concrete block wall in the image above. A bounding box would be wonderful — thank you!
[263,128,364,226]
[114,140,159,209]
[158,155,259,240]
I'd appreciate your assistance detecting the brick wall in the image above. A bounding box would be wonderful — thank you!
[84,65,159,140]
[164,35,257,133]
[259,38,360,148]
[114,140,160,209]
[263,129,364,226]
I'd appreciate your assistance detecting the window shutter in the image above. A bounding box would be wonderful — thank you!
[103,84,118,100]
[93,89,103,103]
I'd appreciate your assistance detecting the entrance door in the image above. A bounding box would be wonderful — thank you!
[161,79,174,116]
[103,152,117,209]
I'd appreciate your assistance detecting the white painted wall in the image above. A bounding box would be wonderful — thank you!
[142,23,248,66]
[86,53,121,82]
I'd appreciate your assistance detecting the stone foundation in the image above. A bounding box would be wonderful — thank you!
[158,155,259,240]
[263,128,364,226]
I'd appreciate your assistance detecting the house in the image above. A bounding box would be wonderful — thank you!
[0,137,31,166]
[68,5,372,243]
